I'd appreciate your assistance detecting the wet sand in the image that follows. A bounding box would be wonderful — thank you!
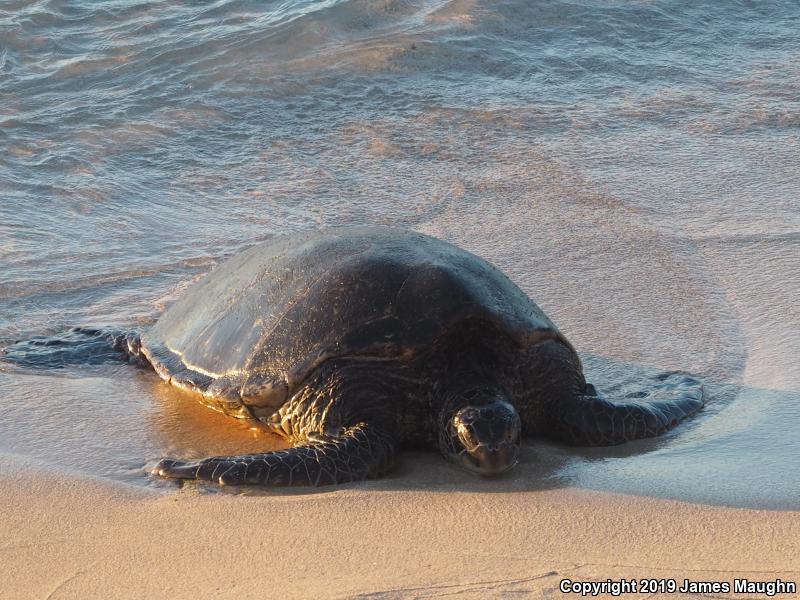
[3,453,797,599]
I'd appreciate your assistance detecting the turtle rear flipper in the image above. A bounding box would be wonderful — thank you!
[551,372,704,446]
[1,327,145,369]
[153,423,396,486]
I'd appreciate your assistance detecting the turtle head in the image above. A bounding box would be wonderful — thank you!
[440,391,521,476]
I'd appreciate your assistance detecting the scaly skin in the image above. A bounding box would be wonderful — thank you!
[155,423,396,486]
[156,360,402,486]
[552,374,704,446]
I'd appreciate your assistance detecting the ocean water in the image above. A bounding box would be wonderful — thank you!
[0,0,797,508]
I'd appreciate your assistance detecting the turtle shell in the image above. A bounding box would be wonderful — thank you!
[140,227,565,416]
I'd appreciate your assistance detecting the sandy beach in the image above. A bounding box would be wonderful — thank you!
[3,451,797,600]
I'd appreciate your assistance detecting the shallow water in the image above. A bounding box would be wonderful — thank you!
[1,0,798,508]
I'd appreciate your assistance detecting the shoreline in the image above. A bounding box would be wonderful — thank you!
[3,453,797,599]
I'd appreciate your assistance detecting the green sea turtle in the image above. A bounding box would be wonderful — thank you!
[122,226,703,486]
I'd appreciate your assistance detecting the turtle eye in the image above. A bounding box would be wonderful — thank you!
[460,408,478,421]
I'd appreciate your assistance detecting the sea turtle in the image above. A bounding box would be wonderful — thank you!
[121,226,703,486]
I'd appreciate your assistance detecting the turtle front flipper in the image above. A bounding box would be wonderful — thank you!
[551,372,704,446]
[153,423,396,486]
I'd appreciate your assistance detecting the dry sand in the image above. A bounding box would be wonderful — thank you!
[2,452,798,600]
